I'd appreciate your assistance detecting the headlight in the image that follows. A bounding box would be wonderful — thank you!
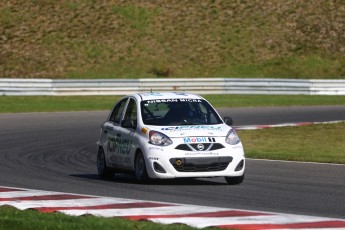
[149,131,173,146]
[225,129,241,145]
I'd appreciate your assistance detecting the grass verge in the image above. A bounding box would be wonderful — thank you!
[238,122,345,164]
[1,94,345,113]
[0,206,216,230]
[0,96,122,113]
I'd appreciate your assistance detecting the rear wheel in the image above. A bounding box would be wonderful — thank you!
[97,148,114,179]
[225,174,244,185]
[135,152,149,182]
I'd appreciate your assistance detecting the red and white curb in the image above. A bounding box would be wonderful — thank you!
[234,120,344,130]
[1,186,345,229]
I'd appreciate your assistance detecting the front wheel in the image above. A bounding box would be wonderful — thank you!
[225,174,244,185]
[97,148,114,179]
[135,152,149,183]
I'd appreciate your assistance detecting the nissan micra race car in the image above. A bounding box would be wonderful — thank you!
[97,92,245,184]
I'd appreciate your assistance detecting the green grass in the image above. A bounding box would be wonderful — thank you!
[0,206,216,230]
[112,4,158,32]
[215,55,345,79]
[1,94,345,113]
[0,96,121,113]
[238,122,345,164]
[1,1,345,79]
[203,95,345,108]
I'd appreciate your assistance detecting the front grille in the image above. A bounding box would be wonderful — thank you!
[175,144,193,151]
[170,157,232,172]
[175,143,225,151]
[209,143,225,150]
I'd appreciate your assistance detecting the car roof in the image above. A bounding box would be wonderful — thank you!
[136,92,203,101]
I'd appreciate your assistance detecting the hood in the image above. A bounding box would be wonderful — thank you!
[147,124,231,138]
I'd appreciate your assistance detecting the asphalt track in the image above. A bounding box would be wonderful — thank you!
[0,106,344,219]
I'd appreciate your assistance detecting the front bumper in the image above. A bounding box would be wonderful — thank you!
[142,144,245,179]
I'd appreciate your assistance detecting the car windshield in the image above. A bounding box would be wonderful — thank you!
[141,98,223,126]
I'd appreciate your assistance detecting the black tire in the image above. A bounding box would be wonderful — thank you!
[135,152,149,183]
[97,148,114,179]
[225,174,244,185]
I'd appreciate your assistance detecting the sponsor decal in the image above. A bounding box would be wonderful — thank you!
[149,157,159,160]
[146,99,179,103]
[145,99,202,104]
[179,99,202,103]
[232,146,243,149]
[107,136,132,155]
[148,146,164,151]
[183,137,216,143]
[161,126,223,132]
[183,137,207,143]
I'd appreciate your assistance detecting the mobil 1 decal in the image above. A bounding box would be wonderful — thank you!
[183,137,216,143]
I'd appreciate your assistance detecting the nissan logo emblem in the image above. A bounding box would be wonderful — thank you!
[197,143,205,151]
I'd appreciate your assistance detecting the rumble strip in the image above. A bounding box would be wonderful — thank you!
[1,186,345,229]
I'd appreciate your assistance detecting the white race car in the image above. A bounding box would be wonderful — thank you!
[97,92,245,184]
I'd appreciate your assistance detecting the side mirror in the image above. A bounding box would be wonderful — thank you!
[223,117,233,126]
[121,119,137,129]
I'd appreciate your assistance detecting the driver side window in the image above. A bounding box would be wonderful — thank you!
[123,98,137,122]
[109,98,128,124]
